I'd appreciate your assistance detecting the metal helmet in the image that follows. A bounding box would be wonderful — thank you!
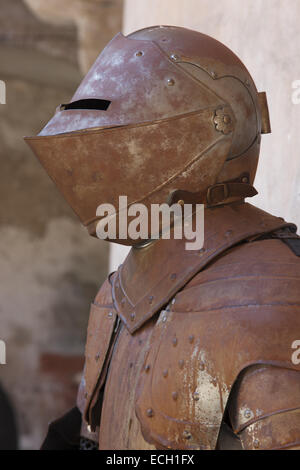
[25,25,271,244]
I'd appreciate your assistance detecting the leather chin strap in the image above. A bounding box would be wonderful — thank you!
[206,181,258,206]
[168,173,258,207]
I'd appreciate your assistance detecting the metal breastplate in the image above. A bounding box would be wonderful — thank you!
[99,319,157,450]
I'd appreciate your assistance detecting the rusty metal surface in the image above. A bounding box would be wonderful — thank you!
[25,110,233,237]
[25,26,265,243]
[258,92,271,134]
[76,278,116,422]
[36,31,224,135]
[228,365,300,434]
[227,364,300,449]
[112,203,295,333]
[24,25,300,450]
[99,320,157,450]
[238,409,300,450]
[36,27,260,138]
[134,233,300,450]
[77,203,300,450]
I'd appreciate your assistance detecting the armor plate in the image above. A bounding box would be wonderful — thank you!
[79,203,300,449]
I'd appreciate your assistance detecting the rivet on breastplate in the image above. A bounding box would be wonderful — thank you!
[146,408,154,418]
[193,392,200,401]
[130,312,136,321]
[244,409,252,419]
[170,53,180,62]
[162,314,167,323]
[223,115,231,125]
[108,311,113,318]
[172,391,178,401]
[211,71,218,79]
[148,295,154,304]
[183,430,192,440]
[170,273,177,280]
[172,337,178,346]
[162,369,168,378]
[199,361,205,371]
[253,439,260,449]
[167,78,175,86]
[178,359,185,369]
[188,335,194,344]
[145,364,151,373]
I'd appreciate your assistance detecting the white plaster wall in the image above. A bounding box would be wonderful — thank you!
[110,0,300,271]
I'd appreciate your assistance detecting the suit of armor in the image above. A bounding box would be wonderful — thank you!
[26,26,300,450]
[76,203,300,450]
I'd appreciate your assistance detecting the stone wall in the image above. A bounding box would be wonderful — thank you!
[25,0,123,73]
[0,0,122,449]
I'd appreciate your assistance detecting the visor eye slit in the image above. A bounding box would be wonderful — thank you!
[61,99,111,111]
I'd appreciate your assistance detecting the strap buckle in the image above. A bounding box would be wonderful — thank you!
[206,183,229,206]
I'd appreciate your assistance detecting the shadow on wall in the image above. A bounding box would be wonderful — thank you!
[0,384,18,450]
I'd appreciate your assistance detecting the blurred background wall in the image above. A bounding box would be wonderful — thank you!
[0,0,121,449]
[0,0,299,450]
